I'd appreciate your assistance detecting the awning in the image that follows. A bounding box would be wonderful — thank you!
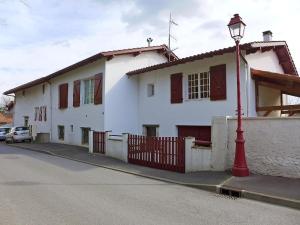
[251,68,300,97]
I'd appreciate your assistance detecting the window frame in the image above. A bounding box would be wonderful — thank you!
[83,78,95,104]
[143,124,159,137]
[147,83,155,97]
[81,127,90,145]
[186,71,210,100]
[58,125,65,141]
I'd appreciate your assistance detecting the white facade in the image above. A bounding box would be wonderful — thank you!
[12,50,168,146]
[14,83,51,134]
[50,59,106,146]
[134,52,248,136]
[11,45,292,146]
[104,52,167,134]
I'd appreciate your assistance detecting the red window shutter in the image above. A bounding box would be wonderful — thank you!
[170,73,183,103]
[73,80,81,107]
[59,83,68,109]
[210,64,227,101]
[94,73,103,105]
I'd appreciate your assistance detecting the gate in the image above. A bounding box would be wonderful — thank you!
[128,135,185,173]
[93,131,105,154]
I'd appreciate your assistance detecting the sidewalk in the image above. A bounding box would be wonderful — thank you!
[9,142,300,209]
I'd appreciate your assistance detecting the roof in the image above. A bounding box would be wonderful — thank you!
[4,45,178,95]
[251,68,300,97]
[127,41,298,76]
[0,113,12,125]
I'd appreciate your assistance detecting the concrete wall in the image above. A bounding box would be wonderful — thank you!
[135,53,248,137]
[104,52,167,134]
[50,59,105,146]
[105,132,128,162]
[14,83,51,134]
[220,117,300,178]
[185,137,211,172]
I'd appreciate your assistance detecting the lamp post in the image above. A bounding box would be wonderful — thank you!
[228,14,249,177]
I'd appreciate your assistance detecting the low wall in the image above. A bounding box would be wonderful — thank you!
[105,133,128,162]
[185,137,212,172]
[213,117,300,178]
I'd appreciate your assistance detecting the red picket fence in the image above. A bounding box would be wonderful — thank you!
[128,135,185,173]
[93,131,105,154]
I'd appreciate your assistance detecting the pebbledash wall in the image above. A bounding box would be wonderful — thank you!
[212,117,300,178]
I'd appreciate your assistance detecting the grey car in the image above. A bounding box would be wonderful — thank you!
[0,127,11,141]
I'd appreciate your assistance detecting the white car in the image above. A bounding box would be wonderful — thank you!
[5,126,32,143]
[0,127,11,141]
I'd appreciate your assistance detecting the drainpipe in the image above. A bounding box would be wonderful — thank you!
[240,52,250,117]
[47,81,53,141]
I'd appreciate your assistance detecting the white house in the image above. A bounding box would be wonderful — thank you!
[4,45,177,146]
[4,32,300,146]
[126,33,299,142]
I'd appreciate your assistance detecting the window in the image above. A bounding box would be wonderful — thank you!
[70,125,74,132]
[81,127,90,145]
[84,79,94,104]
[187,72,210,99]
[22,90,26,96]
[42,84,45,94]
[58,125,64,140]
[143,125,159,137]
[147,84,155,97]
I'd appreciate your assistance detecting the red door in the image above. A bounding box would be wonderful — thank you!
[177,126,211,142]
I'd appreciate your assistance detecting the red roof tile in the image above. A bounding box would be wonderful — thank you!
[127,41,298,76]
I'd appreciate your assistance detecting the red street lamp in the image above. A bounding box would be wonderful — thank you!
[228,14,249,177]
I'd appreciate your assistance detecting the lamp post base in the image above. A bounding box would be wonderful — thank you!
[232,166,249,177]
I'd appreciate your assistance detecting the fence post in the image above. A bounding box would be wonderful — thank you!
[185,137,195,173]
[89,130,94,153]
[122,133,129,163]
[211,116,228,171]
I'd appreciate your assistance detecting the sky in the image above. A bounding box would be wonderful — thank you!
[0,0,300,98]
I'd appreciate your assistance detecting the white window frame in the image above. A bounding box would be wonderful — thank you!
[83,78,95,104]
[186,72,210,100]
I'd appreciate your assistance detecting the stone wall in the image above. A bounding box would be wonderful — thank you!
[222,117,300,178]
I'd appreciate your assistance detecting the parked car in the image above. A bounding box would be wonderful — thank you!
[0,127,11,141]
[5,126,32,143]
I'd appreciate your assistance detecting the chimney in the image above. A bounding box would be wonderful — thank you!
[263,30,273,41]
[147,37,153,47]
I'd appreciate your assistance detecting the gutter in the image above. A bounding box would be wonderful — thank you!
[240,52,250,117]
[47,81,53,141]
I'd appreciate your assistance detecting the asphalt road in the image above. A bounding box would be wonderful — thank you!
[0,144,299,225]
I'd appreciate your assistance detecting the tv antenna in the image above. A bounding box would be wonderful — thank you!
[168,12,178,61]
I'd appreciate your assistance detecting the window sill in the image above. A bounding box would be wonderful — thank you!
[184,98,210,102]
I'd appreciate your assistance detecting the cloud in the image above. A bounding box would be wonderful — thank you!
[0,0,300,97]
[121,0,208,33]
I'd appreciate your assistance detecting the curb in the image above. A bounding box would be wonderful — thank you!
[8,144,300,210]
[242,190,300,210]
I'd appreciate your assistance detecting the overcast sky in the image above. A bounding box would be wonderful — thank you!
[0,0,299,96]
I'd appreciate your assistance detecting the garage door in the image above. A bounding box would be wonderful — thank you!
[177,126,211,142]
